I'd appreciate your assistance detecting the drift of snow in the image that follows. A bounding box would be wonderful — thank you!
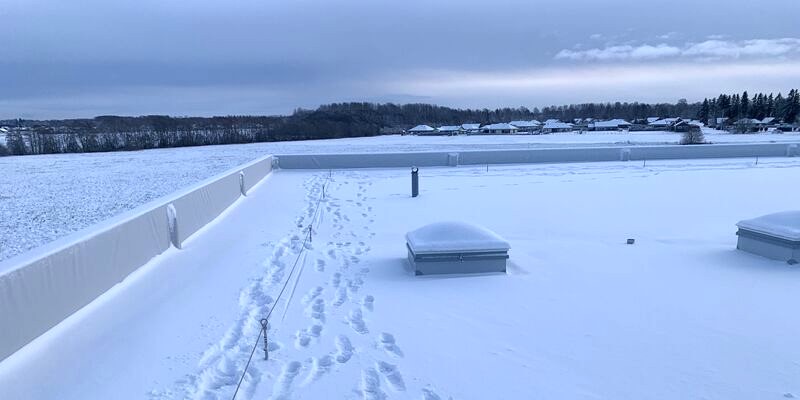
[406,221,510,254]
[737,211,800,240]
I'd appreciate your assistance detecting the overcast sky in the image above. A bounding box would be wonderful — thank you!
[2,0,799,119]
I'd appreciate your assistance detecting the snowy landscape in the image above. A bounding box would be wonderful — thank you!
[3,156,800,399]
[5,1,800,398]
[2,130,800,262]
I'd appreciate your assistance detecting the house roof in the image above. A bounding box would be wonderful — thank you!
[544,119,561,124]
[647,117,660,123]
[482,123,518,130]
[543,122,573,129]
[509,120,541,128]
[437,126,461,132]
[591,119,631,128]
[409,124,435,132]
[461,123,481,130]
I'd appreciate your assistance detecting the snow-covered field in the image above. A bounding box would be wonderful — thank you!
[1,130,799,262]
[3,158,800,399]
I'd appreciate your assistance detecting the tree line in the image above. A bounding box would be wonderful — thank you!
[1,89,798,156]
[696,89,800,123]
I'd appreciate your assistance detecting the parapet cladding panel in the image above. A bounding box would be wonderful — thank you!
[406,222,510,275]
[736,211,800,262]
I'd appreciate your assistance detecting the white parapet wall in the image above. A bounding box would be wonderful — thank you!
[274,143,800,169]
[0,155,273,362]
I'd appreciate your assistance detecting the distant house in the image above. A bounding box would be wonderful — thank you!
[590,119,631,131]
[646,117,660,123]
[437,125,462,136]
[673,120,695,132]
[461,123,481,134]
[648,119,672,129]
[480,123,519,134]
[687,120,705,127]
[541,121,574,133]
[761,117,778,126]
[708,117,729,129]
[509,120,541,133]
[408,125,437,135]
[732,118,759,133]
[380,126,406,135]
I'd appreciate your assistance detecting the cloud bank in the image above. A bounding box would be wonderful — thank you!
[556,38,800,61]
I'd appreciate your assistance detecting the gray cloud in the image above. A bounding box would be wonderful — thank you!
[556,38,800,61]
[2,0,799,118]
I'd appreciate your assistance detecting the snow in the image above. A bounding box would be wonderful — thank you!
[737,211,800,241]
[409,125,435,132]
[481,123,517,130]
[543,121,573,129]
[4,157,800,399]
[509,120,540,128]
[591,119,630,128]
[2,131,800,262]
[405,221,510,254]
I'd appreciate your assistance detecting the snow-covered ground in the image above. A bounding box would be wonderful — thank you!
[2,130,800,262]
[3,158,800,400]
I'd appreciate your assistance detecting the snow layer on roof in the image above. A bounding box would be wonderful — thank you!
[592,119,631,128]
[737,211,800,241]
[509,120,540,127]
[461,123,481,130]
[543,122,573,129]
[438,126,461,131]
[482,123,518,130]
[409,124,435,132]
[406,221,510,254]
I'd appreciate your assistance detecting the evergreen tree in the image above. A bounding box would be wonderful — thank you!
[767,93,775,117]
[740,91,750,119]
[785,89,800,123]
[697,98,710,122]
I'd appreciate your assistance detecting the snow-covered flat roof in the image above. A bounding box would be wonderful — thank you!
[8,150,800,400]
[406,221,510,254]
[737,211,800,241]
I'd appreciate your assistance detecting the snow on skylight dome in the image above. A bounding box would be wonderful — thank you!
[736,211,800,241]
[405,221,510,254]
